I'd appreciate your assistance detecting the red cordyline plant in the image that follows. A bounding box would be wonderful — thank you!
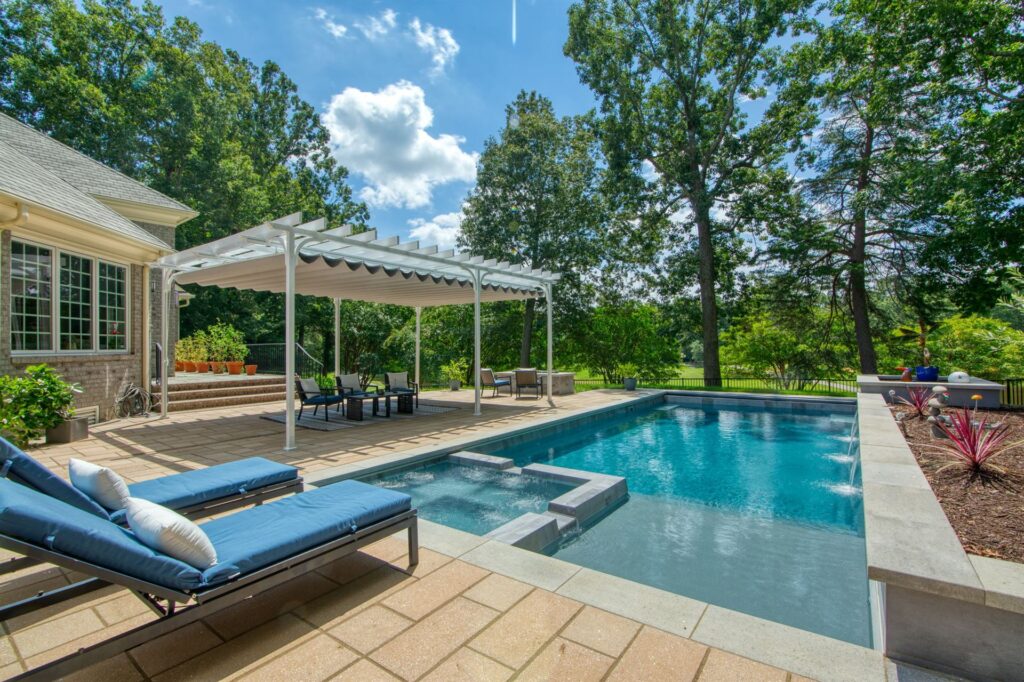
[931,408,1019,474]
[894,387,931,418]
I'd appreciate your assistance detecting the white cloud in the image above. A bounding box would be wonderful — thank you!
[408,211,463,251]
[321,80,478,209]
[355,8,397,40]
[313,7,347,38]
[409,19,459,76]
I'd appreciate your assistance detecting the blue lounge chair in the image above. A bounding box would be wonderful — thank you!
[0,437,302,525]
[0,475,417,680]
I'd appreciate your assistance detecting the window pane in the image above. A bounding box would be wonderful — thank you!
[98,262,127,351]
[11,241,52,351]
[59,253,93,351]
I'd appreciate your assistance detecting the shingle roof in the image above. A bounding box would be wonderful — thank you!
[0,113,193,213]
[0,139,173,251]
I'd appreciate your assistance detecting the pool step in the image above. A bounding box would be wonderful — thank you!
[485,513,559,553]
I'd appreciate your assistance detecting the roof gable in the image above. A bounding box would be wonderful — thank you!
[0,113,194,215]
[0,140,173,251]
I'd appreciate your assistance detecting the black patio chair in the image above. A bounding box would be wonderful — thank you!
[515,369,542,399]
[481,368,512,397]
[294,377,344,421]
[385,371,419,408]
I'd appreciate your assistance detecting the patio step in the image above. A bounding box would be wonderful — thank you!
[162,376,286,392]
[156,376,290,412]
[165,391,288,413]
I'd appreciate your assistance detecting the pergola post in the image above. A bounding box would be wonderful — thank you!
[159,268,174,419]
[472,271,482,417]
[545,284,554,406]
[333,297,341,378]
[414,306,422,387]
[284,230,297,451]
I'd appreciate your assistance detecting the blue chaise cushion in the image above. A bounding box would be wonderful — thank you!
[0,437,110,519]
[200,480,411,585]
[0,477,203,590]
[109,458,299,524]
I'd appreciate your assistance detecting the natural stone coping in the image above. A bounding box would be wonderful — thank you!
[448,451,514,469]
[419,519,886,682]
[858,393,1024,613]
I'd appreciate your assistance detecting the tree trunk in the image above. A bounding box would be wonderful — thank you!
[850,124,878,374]
[694,207,722,386]
[520,298,536,368]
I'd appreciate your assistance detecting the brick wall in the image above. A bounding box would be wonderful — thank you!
[0,229,147,421]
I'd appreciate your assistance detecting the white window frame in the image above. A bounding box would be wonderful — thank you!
[9,238,131,356]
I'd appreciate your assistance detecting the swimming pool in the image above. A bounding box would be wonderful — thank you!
[477,398,870,646]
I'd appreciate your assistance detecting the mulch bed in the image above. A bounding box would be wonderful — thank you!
[891,405,1024,563]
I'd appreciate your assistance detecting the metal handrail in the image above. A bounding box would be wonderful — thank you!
[244,343,325,378]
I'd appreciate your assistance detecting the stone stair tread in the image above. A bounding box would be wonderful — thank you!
[165,392,287,412]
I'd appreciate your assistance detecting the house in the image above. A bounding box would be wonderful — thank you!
[0,113,196,421]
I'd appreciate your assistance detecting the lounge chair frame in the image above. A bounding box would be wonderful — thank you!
[0,509,418,681]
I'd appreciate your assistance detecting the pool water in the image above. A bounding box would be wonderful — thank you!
[363,461,573,536]
[480,400,870,646]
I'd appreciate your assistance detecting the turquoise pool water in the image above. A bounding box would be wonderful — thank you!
[478,400,870,646]
[364,461,573,536]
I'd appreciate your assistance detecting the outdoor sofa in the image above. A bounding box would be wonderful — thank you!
[0,459,417,681]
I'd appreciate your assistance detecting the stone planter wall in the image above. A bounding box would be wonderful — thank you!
[857,393,1024,680]
[858,374,1004,408]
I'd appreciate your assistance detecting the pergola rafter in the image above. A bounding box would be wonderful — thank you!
[154,213,560,450]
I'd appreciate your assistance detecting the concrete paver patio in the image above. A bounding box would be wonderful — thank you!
[0,389,936,680]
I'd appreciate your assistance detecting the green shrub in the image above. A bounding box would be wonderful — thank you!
[207,322,248,363]
[441,358,470,383]
[0,365,82,447]
[930,316,1024,379]
[616,362,639,379]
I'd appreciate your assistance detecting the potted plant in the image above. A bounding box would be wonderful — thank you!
[193,330,211,373]
[618,363,639,391]
[244,363,258,376]
[0,364,86,445]
[207,322,249,375]
[441,358,469,391]
[177,336,197,372]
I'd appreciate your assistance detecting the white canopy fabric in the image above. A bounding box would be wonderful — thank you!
[155,213,560,450]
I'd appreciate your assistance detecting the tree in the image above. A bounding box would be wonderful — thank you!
[929,316,1024,380]
[565,0,814,384]
[459,91,607,368]
[0,0,367,352]
[573,303,679,381]
[766,0,950,375]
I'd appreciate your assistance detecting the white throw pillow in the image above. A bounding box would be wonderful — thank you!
[125,498,218,569]
[68,458,130,511]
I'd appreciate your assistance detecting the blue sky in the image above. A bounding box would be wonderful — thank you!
[156,0,597,248]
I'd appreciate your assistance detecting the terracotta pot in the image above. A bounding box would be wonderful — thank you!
[174,360,184,372]
[210,361,224,373]
[227,361,244,375]
[244,364,257,376]
[195,361,210,373]
[182,361,196,372]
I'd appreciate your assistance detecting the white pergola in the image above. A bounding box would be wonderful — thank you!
[153,213,561,450]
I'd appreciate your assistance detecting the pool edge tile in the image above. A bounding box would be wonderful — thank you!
[417,519,487,558]
[459,540,581,592]
[690,605,885,682]
[554,568,706,639]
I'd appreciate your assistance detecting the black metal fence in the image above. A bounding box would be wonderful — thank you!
[1004,378,1024,407]
[245,343,325,378]
[574,375,859,395]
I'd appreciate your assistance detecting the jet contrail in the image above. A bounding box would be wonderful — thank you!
[512,0,517,45]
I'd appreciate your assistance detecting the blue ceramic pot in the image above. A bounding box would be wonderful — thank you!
[915,366,939,381]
